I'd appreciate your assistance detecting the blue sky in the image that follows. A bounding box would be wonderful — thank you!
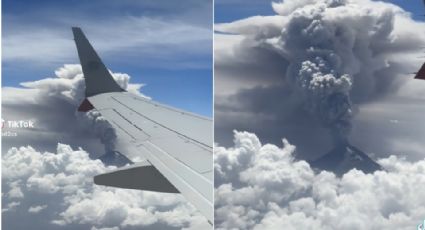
[2,0,213,117]
[215,0,425,22]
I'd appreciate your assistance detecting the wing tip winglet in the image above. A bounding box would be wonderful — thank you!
[72,27,125,97]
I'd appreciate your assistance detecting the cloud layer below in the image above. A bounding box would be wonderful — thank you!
[215,131,425,230]
[2,143,209,230]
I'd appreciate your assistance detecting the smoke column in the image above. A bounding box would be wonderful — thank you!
[281,0,366,143]
[215,0,425,147]
[77,110,118,153]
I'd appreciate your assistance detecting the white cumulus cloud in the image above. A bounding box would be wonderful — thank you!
[2,144,209,229]
[214,131,425,230]
[28,205,48,213]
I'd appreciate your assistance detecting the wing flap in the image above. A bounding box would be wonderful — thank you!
[136,143,213,222]
[94,161,179,193]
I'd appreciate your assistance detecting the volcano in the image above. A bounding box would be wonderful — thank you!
[310,143,382,176]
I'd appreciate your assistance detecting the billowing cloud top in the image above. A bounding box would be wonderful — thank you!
[19,64,148,105]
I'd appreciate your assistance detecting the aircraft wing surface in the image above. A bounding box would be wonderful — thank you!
[72,27,213,223]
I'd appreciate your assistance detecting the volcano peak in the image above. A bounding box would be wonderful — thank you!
[310,143,382,176]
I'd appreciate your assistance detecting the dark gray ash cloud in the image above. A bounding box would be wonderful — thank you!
[214,0,425,161]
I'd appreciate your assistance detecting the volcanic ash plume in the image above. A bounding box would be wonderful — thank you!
[214,0,422,173]
[295,59,353,142]
[77,110,117,153]
[276,0,397,140]
[225,0,406,142]
[281,0,365,143]
[277,0,397,172]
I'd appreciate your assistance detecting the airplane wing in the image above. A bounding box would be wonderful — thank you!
[72,27,213,223]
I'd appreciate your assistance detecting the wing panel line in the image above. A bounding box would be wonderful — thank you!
[111,96,212,150]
